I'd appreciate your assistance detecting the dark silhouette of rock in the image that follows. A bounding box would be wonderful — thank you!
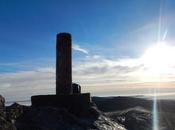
[0,96,16,130]
[0,116,16,130]
[1,96,175,130]
[0,95,5,112]
[6,103,28,123]
[15,104,126,130]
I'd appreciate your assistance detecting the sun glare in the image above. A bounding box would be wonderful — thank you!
[141,42,175,75]
[140,42,175,130]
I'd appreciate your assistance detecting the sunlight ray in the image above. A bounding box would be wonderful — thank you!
[152,0,165,129]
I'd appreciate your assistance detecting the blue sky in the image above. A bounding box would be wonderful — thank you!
[0,0,163,63]
[1,0,175,101]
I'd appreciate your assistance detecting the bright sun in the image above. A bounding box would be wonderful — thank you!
[141,42,175,75]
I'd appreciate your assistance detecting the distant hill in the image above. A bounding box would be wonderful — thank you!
[92,96,175,130]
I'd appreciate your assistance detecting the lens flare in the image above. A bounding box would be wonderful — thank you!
[152,0,165,129]
[153,89,159,130]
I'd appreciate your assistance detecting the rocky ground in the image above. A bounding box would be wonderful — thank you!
[0,95,126,130]
[92,96,175,130]
[0,95,175,130]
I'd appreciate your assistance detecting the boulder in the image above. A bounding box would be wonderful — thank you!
[0,95,16,130]
[15,103,126,130]
[0,95,5,111]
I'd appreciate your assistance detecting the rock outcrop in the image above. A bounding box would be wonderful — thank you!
[0,95,5,112]
[15,104,126,130]
[107,107,152,130]
[0,95,16,130]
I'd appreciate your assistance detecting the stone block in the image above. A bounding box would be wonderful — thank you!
[31,93,91,116]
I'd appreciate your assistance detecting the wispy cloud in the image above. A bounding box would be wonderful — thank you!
[72,44,89,54]
[1,51,175,102]
[0,58,55,73]
[0,70,55,101]
[1,41,175,101]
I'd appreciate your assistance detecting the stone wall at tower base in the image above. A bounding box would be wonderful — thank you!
[31,93,91,116]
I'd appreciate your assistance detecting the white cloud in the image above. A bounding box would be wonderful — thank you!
[0,56,134,101]
[1,43,175,102]
[0,70,55,102]
[72,44,88,54]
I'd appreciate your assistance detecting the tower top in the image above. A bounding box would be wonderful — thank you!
[57,33,71,42]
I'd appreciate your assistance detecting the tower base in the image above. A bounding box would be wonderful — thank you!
[31,93,91,116]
